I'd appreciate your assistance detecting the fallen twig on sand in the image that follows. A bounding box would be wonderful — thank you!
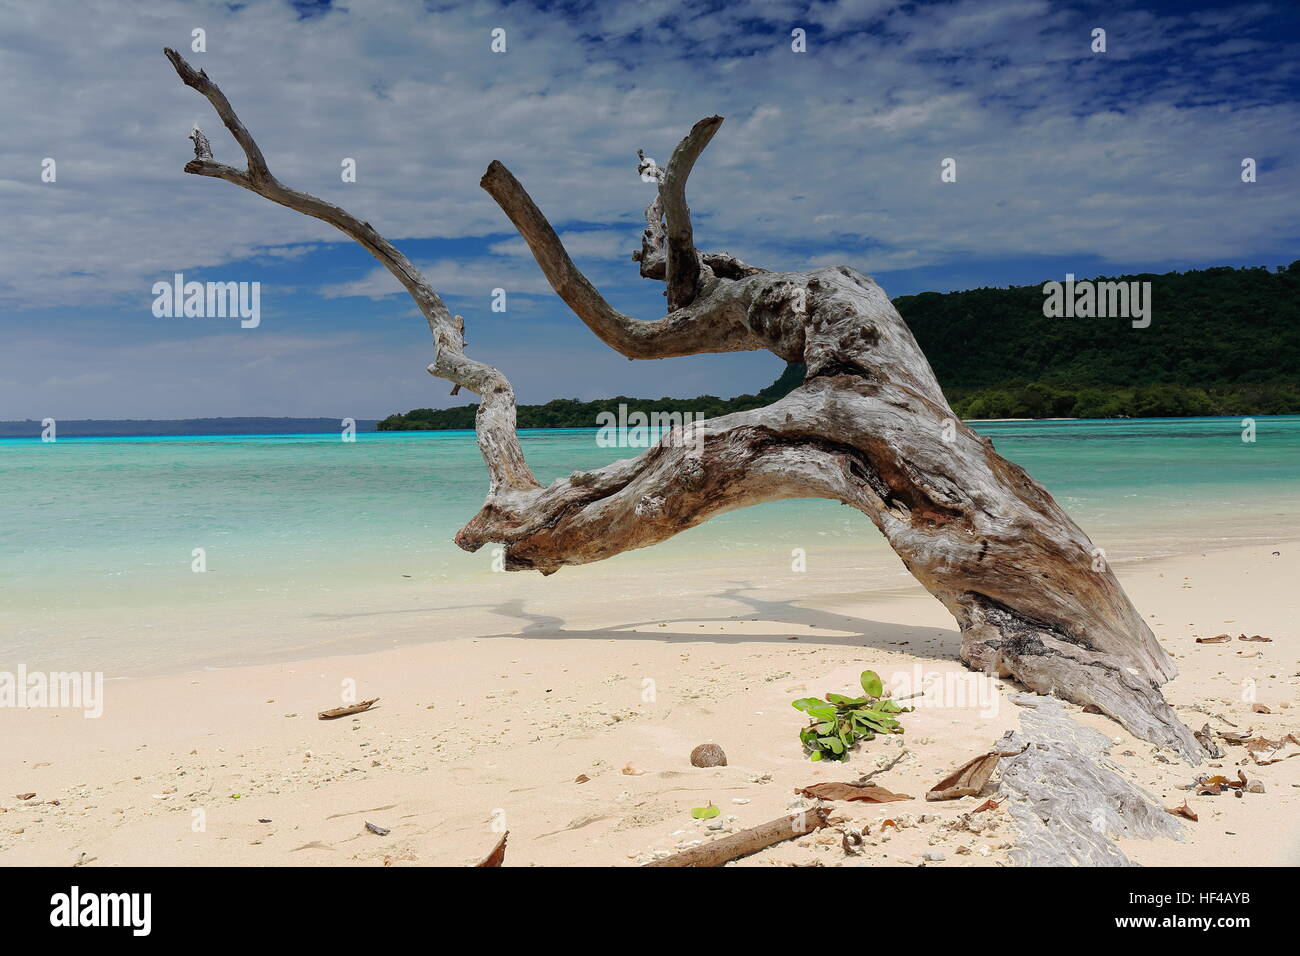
[475,832,508,867]
[317,698,379,720]
[644,809,829,867]
[854,748,910,785]
[1186,702,1237,727]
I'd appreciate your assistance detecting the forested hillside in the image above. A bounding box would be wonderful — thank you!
[901,261,1299,418]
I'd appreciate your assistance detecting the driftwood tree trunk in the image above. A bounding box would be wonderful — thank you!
[165,51,1204,763]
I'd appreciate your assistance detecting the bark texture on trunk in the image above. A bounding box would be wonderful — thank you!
[165,50,1204,763]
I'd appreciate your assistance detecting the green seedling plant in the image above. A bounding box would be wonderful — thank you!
[792,670,912,761]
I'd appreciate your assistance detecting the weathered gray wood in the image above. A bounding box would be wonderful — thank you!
[660,115,722,310]
[634,133,765,289]
[479,160,760,360]
[995,695,1186,866]
[165,54,1203,764]
[451,257,1202,761]
[163,48,537,499]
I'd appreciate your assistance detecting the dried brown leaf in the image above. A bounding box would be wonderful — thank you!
[926,751,1001,801]
[1244,732,1300,765]
[797,782,912,803]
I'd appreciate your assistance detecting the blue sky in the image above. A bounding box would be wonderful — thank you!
[1,0,1297,419]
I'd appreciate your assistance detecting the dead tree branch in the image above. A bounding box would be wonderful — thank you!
[479,160,760,360]
[644,808,829,867]
[661,115,722,309]
[163,48,536,496]
[164,50,1204,763]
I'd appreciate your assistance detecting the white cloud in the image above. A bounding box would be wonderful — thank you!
[0,0,1293,312]
[0,0,1295,418]
[488,229,635,261]
[320,258,559,299]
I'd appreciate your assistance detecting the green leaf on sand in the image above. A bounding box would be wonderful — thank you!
[792,669,912,762]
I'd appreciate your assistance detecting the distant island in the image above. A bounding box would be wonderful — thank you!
[0,417,379,439]
[379,262,1300,429]
[379,365,806,431]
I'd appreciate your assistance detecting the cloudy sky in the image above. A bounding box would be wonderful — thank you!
[2,0,1297,420]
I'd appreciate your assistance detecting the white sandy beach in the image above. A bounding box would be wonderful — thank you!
[2,540,1296,867]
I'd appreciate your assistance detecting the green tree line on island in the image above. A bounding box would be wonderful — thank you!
[377,261,1300,429]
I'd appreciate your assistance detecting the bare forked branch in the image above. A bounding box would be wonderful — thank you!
[635,124,766,286]
[479,160,760,359]
[165,48,271,183]
[162,47,537,494]
[661,115,722,309]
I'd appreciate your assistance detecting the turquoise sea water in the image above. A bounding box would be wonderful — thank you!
[2,417,1298,674]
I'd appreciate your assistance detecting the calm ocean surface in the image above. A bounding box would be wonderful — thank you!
[3,417,1298,675]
